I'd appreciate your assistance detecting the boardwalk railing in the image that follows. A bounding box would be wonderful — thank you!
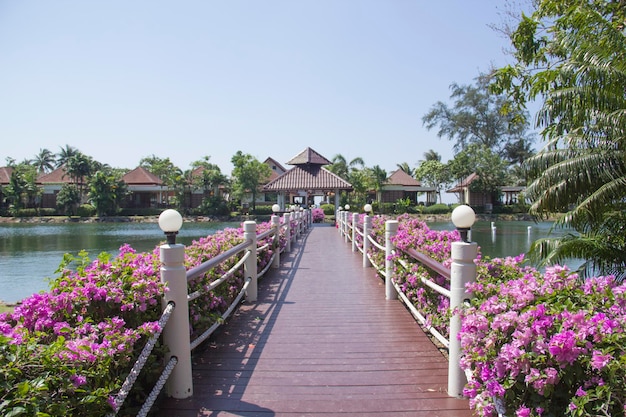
[107,209,311,416]
[336,209,477,398]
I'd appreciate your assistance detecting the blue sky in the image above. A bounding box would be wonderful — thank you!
[0,1,532,178]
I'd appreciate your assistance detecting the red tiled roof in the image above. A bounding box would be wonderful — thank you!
[447,172,478,192]
[387,169,422,186]
[122,167,163,185]
[263,165,352,191]
[287,147,331,166]
[0,167,13,185]
[37,165,77,184]
[264,157,287,172]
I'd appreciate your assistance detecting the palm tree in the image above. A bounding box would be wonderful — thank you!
[31,148,56,173]
[523,7,626,278]
[422,149,441,162]
[396,162,415,177]
[56,145,79,168]
[327,154,365,180]
[368,165,388,204]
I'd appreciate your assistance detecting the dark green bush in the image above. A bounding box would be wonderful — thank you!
[321,204,336,215]
[77,204,96,217]
[422,203,451,214]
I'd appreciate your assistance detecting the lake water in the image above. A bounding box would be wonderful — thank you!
[0,219,570,303]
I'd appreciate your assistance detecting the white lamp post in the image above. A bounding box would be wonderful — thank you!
[159,209,184,245]
[448,204,477,398]
[363,203,372,214]
[451,204,476,242]
[158,209,193,398]
[272,203,281,216]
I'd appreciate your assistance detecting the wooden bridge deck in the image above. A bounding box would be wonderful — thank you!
[155,223,473,417]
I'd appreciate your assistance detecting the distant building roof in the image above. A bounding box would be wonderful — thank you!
[386,169,422,187]
[122,167,163,186]
[0,167,13,185]
[287,147,332,166]
[263,165,352,191]
[37,165,76,184]
[447,172,479,193]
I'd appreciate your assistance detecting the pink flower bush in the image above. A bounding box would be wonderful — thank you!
[461,262,626,416]
[0,219,286,416]
[365,214,626,416]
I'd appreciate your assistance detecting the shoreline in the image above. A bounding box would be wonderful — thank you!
[0,212,540,224]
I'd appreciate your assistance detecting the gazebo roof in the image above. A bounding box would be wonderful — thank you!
[122,167,163,186]
[287,147,332,166]
[263,165,352,192]
[263,147,352,192]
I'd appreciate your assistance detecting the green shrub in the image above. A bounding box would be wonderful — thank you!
[422,203,451,214]
[321,204,336,215]
[77,204,96,217]
[118,208,162,216]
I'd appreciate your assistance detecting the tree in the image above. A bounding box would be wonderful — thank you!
[327,154,365,180]
[422,73,535,159]
[139,155,182,206]
[396,162,415,177]
[31,148,56,174]
[64,153,96,202]
[191,156,228,198]
[88,171,128,217]
[56,184,81,216]
[448,144,508,203]
[56,145,79,168]
[3,163,40,213]
[422,149,441,162]
[230,151,271,212]
[494,0,626,278]
[366,165,388,204]
[414,160,451,204]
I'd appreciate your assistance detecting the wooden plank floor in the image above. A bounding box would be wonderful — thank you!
[155,224,473,417]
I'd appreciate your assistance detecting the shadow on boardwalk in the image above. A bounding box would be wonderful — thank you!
[155,224,473,417]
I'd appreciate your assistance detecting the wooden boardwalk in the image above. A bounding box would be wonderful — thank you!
[155,224,473,417]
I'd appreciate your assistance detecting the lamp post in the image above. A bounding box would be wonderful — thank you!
[448,204,477,398]
[451,204,475,243]
[362,204,372,268]
[158,209,193,399]
[272,203,281,216]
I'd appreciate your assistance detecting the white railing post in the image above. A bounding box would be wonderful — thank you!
[344,211,349,243]
[363,214,371,268]
[160,242,193,399]
[337,209,342,235]
[448,240,477,397]
[385,220,399,300]
[284,213,292,253]
[351,213,358,252]
[243,221,258,302]
[271,215,280,268]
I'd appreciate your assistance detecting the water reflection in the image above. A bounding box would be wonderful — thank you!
[1,219,574,304]
[0,221,239,303]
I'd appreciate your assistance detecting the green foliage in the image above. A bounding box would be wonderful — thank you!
[230,151,271,212]
[422,203,451,214]
[56,184,81,216]
[415,159,451,204]
[422,73,535,159]
[494,0,626,276]
[194,196,230,216]
[76,204,96,217]
[320,204,336,215]
[88,171,128,217]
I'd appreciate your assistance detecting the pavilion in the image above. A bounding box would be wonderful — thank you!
[262,147,353,213]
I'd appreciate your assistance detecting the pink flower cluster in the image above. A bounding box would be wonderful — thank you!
[461,261,626,416]
[365,214,626,416]
[0,219,287,415]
